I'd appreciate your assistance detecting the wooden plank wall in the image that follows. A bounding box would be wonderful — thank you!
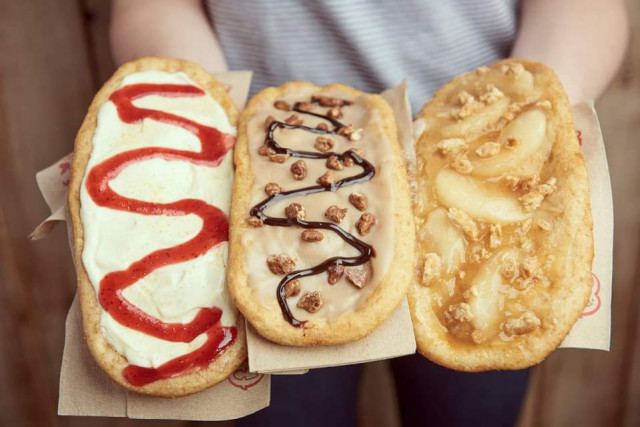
[0,1,637,426]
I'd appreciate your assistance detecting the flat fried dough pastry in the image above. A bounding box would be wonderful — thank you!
[228,82,415,346]
[68,57,246,396]
[410,59,593,370]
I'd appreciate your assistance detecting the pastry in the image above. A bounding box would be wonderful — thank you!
[410,59,594,370]
[228,82,415,346]
[67,57,245,396]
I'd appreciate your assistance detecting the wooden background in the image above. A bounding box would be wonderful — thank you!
[0,1,638,426]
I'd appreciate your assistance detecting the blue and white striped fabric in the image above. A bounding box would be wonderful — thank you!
[206,0,519,110]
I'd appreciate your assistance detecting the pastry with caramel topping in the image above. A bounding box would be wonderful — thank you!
[410,59,593,370]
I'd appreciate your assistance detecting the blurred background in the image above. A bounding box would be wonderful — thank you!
[1,0,638,426]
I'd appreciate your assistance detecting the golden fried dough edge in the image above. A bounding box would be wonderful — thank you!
[410,58,594,371]
[228,81,415,346]
[67,57,246,397]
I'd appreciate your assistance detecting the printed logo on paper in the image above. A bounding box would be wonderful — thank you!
[228,362,264,391]
[576,129,583,146]
[582,272,601,317]
[58,153,73,187]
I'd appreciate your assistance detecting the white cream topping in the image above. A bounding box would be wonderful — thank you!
[80,71,237,368]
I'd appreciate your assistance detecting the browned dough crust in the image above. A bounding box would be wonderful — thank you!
[227,82,415,346]
[67,57,246,397]
[410,59,594,371]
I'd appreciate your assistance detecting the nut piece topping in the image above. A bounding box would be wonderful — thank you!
[500,256,518,281]
[264,115,276,131]
[447,208,479,240]
[325,205,348,223]
[356,213,376,236]
[450,155,473,174]
[421,253,441,286]
[503,311,541,336]
[489,224,502,249]
[501,62,525,77]
[267,254,296,275]
[536,100,552,109]
[284,114,303,126]
[326,155,344,171]
[327,263,344,284]
[475,141,501,158]
[269,153,290,163]
[348,193,368,211]
[317,170,337,186]
[247,216,263,227]
[520,177,557,211]
[290,159,308,180]
[337,124,363,141]
[479,84,505,104]
[503,136,519,150]
[284,203,306,220]
[264,182,282,196]
[284,280,301,298]
[345,269,368,288]
[469,245,491,263]
[297,102,313,112]
[258,145,276,156]
[311,94,351,107]
[301,229,324,242]
[326,107,343,119]
[274,100,291,111]
[297,291,323,313]
[316,122,329,131]
[436,138,467,156]
[444,303,473,324]
[314,136,335,152]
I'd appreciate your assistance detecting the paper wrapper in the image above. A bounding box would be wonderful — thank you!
[31,71,273,421]
[245,81,418,374]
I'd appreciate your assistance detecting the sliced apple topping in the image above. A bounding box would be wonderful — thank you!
[420,207,466,275]
[440,96,510,139]
[472,109,550,178]
[435,169,530,224]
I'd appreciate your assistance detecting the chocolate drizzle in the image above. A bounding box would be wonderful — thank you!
[249,100,377,327]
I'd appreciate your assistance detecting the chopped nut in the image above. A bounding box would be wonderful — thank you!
[471,330,487,344]
[356,213,376,236]
[503,311,541,336]
[343,156,355,167]
[326,155,344,171]
[476,66,490,75]
[345,269,368,288]
[301,229,324,242]
[479,84,505,104]
[519,176,540,192]
[269,153,290,163]
[290,159,308,180]
[258,145,276,156]
[520,256,538,278]
[284,114,303,126]
[436,138,467,156]
[337,124,363,141]
[538,219,552,231]
[450,155,473,174]
[314,136,335,152]
[317,170,337,186]
[325,205,348,223]
[501,257,518,281]
[267,255,296,275]
[520,177,557,211]
[326,107,343,119]
[503,136,519,150]
[284,280,301,298]
[297,102,313,112]
[311,94,349,107]
[327,263,344,284]
[274,100,291,111]
[421,253,441,286]
[284,203,306,220]
[501,62,525,77]
[504,175,521,191]
[348,193,368,211]
[297,291,323,313]
[458,271,466,280]
[488,224,502,249]
[264,182,282,196]
[475,141,501,158]
[519,236,534,252]
[264,115,277,131]
[469,245,491,263]
[444,303,473,324]
[448,208,479,240]
[458,91,476,106]
[536,100,552,109]
[246,216,263,227]
[316,122,329,131]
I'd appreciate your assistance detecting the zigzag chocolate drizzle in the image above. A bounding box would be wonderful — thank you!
[250,100,377,327]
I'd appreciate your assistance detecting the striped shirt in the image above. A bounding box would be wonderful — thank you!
[206,0,519,110]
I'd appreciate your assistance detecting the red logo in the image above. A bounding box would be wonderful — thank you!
[582,272,601,317]
[576,129,583,146]
[227,362,264,390]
